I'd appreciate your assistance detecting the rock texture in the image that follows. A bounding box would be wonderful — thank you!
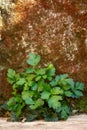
[0,0,87,98]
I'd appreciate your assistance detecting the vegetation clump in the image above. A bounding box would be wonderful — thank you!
[7,53,84,121]
[75,94,87,113]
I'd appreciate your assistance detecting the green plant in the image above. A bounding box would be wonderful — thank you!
[74,94,87,113]
[7,52,85,121]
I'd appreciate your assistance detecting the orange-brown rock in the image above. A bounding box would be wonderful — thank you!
[0,0,87,99]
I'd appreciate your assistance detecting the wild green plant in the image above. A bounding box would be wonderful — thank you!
[7,52,84,121]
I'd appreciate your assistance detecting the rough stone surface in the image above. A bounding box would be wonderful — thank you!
[0,0,87,98]
[0,114,87,130]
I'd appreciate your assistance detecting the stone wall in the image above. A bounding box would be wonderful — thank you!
[0,0,87,99]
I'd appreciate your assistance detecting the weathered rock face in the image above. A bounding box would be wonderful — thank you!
[0,0,87,98]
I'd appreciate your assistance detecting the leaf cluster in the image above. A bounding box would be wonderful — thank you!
[7,53,84,121]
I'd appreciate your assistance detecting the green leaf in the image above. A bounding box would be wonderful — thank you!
[7,95,23,112]
[38,80,51,92]
[48,96,62,109]
[7,69,16,78]
[64,91,72,97]
[35,68,46,75]
[32,83,37,91]
[42,75,47,79]
[20,72,27,78]
[25,97,34,105]
[56,107,62,113]
[60,105,71,120]
[13,84,18,90]
[12,90,17,95]
[41,91,51,99]
[7,78,14,84]
[43,83,51,91]
[24,83,29,91]
[66,78,74,88]
[50,74,69,87]
[26,68,35,73]
[7,69,18,84]
[60,74,69,79]
[61,110,68,120]
[16,103,25,117]
[8,100,25,117]
[30,99,44,110]
[62,85,71,90]
[22,91,29,100]
[26,74,35,82]
[46,64,55,77]
[7,97,15,109]
[50,79,57,86]
[51,87,63,95]
[22,91,34,100]
[47,77,52,81]
[37,80,44,92]
[35,76,41,81]
[27,81,34,87]
[16,78,26,85]
[27,52,41,66]
[74,90,83,97]
[76,82,84,91]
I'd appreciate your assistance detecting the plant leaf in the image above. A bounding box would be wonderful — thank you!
[38,80,44,92]
[43,83,51,91]
[32,83,37,91]
[64,91,72,97]
[16,78,26,85]
[62,85,71,90]
[60,74,69,79]
[22,91,34,100]
[74,90,83,97]
[76,82,84,91]
[25,97,34,105]
[50,79,57,86]
[27,53,41,66]
[66,78,74,88]
[7,78,15,84]
[35,76,41,81]
[42,75,47,79]
[41,91,51,99]
[51,87,63,95]
[26,74,35,82]
[26,68,35,73]
[30,99,44,109]
[60,104,71,120]
[35,68,46,75]
[7,69,16,78]
[48,96,62,109]
[46,64,55,77]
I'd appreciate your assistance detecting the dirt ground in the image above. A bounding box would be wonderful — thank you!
[0,114,87,130]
